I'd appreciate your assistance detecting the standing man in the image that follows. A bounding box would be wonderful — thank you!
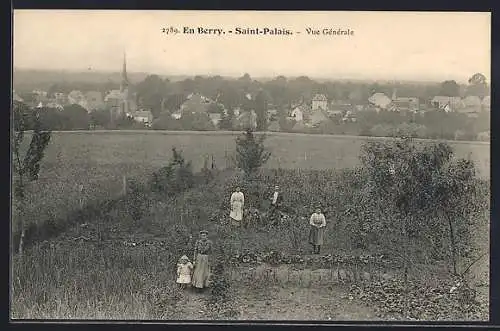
[269,185,284,224]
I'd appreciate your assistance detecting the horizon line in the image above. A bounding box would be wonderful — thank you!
[13,66,474,84]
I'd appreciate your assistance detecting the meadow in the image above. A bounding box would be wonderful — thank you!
[14,130,490,229]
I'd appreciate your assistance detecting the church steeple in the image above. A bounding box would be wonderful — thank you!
[120,52,129,92]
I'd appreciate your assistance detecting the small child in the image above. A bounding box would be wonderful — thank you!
[176,255,193,289]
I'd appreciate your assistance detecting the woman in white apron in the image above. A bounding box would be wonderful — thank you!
[230,187,244,226]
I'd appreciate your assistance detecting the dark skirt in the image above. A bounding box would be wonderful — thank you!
[309,225,325,246]
[192,254,210,288]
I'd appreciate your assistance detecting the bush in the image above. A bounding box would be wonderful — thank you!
[149,148,195,196]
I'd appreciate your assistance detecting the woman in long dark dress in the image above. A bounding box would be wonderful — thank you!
[191,230,213,291]
[309,208,326,254]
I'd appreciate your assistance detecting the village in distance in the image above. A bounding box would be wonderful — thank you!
[12,57,490,142]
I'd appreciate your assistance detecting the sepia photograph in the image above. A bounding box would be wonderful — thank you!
[11,10,490,321]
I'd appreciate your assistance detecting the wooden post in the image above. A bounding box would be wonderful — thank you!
[78,184,84,209]
[122,175,127,195]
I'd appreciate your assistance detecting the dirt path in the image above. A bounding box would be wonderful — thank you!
[168,283,379,320]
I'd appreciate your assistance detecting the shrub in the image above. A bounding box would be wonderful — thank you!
[149,148,195,196]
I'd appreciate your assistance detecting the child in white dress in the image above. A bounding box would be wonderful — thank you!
[176,255,193,289]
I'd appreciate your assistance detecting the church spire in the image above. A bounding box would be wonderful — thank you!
[120,52,129,92]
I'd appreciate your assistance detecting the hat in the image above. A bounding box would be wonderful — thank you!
[199,230,208,235]
[179,255,190,262]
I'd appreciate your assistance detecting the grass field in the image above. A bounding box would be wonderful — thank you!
[14,130,490,229]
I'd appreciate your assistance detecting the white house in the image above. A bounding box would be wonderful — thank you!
[368,93,392,110]
[482,96,490,111]
[312,94,328,111]
[68,90,89,111]
[233,107,242,117]
[290,106,304,121]
[171,109,182,120]
[431,96,465,112]
[132,110,153,125]
[208,113,222,127]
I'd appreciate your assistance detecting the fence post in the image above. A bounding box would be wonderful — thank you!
[78,183,84,209]
[122,175,127,195]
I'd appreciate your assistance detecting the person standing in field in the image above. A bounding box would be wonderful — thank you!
[230,187,244,226]
[176,255,193,289]
[309,208,326,254]
[192,230,213,291]
[269,185,284,224]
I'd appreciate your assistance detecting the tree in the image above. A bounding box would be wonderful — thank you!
[62,104,90,130]
[439,80,460,97]
[149,148,194,196]
[207,102,224,114]
[151,113,183,130]
[219,109,235,130]
[466,73,489,100]
[180,112,216,131]
[135,75,169,118]
[90,109,111,129]
[254,89,268,131]
[13,102,51,254]
[360,138,477,277]
[163,93,187,113]
[234,129,271,176]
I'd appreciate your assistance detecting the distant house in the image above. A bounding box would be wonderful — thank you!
[105,89,137,117]
[46,102,64,111]
[132,110,153,126]
[459,96,482,118]
[232,107,242,117]
[309,110,329,127]
[68,90,89,111]
[290,106,305,122]
[312,94,328,111]
[342,110,357,123]
[85,91,104,111]
[267,108,279,121]
[13,90,23,102]
[326,109,344,118]
[431,96,465,112]
[482,96,490,111]
[237,110,257,130]
[54,92,67,105]
[292,121,307,132]
[463,96,482,108]
[180,93,213,115]
[32,90,48,98]
[368,93,392,110]
[171,109,183,120]
[268,121,280,132]
[392,97,420,112]
[208,113,222,127]
[477,131,490,141]
[105,90,124,106]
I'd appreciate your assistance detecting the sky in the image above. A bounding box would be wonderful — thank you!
[13,10,491,83]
